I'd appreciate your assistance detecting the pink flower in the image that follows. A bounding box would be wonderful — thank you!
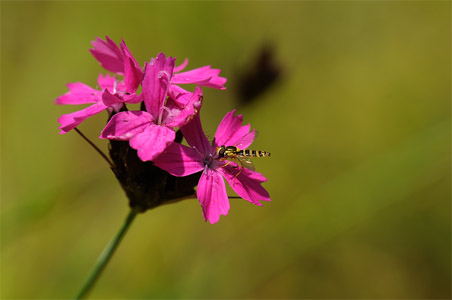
[56,74,142,134]
[100,53,203,162]
[56,37,144,134]
[153,110,271,224]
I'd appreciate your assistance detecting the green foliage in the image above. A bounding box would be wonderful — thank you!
[1,1,450,298]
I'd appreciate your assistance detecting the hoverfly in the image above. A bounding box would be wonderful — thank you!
[215,130,270,183]
[216,145,271,171]
[216,129,270,165]
[215,129,271,186]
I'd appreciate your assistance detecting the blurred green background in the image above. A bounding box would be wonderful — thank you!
[1,1,450,299]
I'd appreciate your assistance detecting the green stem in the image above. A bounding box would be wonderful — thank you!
[75,209,138,299]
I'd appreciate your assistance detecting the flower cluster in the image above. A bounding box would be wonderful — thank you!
[56,36,270,224]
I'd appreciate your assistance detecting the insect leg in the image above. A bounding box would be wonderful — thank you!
[232,164,243,187]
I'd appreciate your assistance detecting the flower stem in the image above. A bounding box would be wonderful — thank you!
[74,127,114,169]
[75,209,138,299]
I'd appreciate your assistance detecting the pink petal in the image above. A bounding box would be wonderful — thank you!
[101,87,143,110]
[89,36,124,74]
[173,58,189,73]
[172,66,227,89]
[214,109,256,149]
[97,74,143,105]
[97,74,116,91]
[143,53,176,118]
[197,168,230,224]
[58,102,107,134]
[129,124,176,162]
[168,84,193,107]
[55,82,101,105]
[101,89,123,106]
[122,93,143,104]
[100,111,153,140]
[164,86,203,128]
[207,74,227,90]
[180,114,212,155]
[218,166,271,206]
[153,143,204,176]
[121,40,143,93]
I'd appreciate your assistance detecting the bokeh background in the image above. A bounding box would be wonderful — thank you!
[1,1,450,299]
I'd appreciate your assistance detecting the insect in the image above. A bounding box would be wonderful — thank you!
[216,145,271,183]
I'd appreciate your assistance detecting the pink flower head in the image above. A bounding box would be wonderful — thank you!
[56,74,142,134]
[153,110,271,224]
[100,53,203,162]
[56,37,144,134]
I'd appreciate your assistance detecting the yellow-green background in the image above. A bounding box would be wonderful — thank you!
[1,1,450,299]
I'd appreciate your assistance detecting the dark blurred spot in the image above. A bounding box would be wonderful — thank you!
[236,43,283,105]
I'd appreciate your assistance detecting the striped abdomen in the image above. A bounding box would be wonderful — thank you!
[236,149,271,157]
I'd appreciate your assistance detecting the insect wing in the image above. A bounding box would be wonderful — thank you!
[237,156,256,171]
